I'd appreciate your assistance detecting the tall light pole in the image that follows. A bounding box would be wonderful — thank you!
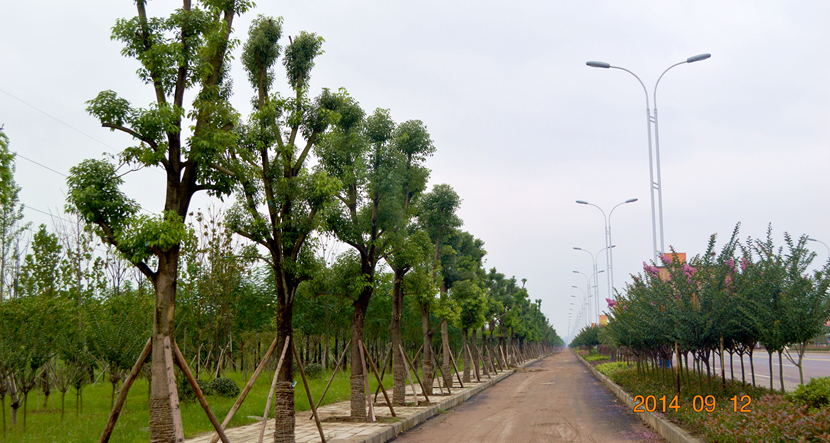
[576,199,637,299]
[808,238,830,257]
[586,53,711,262]
[574,246,614,323]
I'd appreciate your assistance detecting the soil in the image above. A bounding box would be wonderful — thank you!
[390,350,666,442]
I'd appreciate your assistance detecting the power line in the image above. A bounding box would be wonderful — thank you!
[0,87,117,153]
[16,153,67,177]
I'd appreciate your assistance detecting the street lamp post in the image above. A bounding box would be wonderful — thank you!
[808,238,830,257]
[574,246,614,323]
[586,54,710,262]
[576,199,637,299]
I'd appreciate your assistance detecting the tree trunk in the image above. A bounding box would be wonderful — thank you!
[420,301,434,397]
[149,257,180,443]
[441,320,452,388]
[272,284,295,443]
[390,268,406,405]
[472,329,482,379]
[462,329,470,383]
[777,350,784,393]
[349,289,371,421]
[768,351,774,390]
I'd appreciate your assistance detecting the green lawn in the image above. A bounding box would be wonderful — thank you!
[1,367,393,443]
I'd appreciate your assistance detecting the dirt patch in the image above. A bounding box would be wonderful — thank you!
[515,368,548,373]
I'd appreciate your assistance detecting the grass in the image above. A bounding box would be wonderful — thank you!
[1,366,393,443]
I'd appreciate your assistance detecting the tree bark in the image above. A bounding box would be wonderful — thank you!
[461,330,470,383]
[420,301,434,397]
[441,320,452,388]
[390,268,406,405]
[349,289,371,420]
[149,253,180,443]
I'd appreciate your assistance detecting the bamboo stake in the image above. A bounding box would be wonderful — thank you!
[361,340,395,417]
[293,342,327,442]
[172,341,229,443]
[209,336,280,443]
[162,337,185,443]
[99,338,151,443]
[309,339,351,420]
[258,340,290,443]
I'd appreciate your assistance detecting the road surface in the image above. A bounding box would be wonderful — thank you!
[391,350,664,442]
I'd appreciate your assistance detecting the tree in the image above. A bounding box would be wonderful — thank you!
[65,1,252,440]
[417,184,461,392]
[223,15,340,439]
[318,104,410,419]
[0,129,28,301]
[19,225,63,298]
[382,119,434,405]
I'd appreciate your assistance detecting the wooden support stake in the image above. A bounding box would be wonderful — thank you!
[309,339,351,420]
[400,344,430,404]
[499,345,508,369]
[465,344,481,382]
[293,342,327,442]
[162,336,185,443]
[431,348,448,395]
[357,339,376,422]
[171,341,229,443]
[448,347,464,388]
[99,338,151,443]
[258,340,290,443]
[361,341,395,417]
[398,344,420,405]
[372,343,393,402]
[209,336,280,443]
[477,345,492,379]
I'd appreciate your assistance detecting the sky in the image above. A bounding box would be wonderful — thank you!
[1,1,829,342]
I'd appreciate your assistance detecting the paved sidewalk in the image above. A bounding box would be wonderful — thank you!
[186,358,537,443]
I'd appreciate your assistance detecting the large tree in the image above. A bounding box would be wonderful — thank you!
[65,1,252,440]
[317,105,406,419]
[224,15,340,441]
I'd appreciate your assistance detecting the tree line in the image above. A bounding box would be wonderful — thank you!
[579,223,830,392]
[0,2,562,441]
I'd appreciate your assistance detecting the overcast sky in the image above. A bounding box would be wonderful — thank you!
[2,1,829,341]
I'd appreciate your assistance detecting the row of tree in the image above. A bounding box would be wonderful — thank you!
[0,1,561,441]
[596,224,830,392]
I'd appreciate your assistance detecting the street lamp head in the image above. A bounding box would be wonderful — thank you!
[808,238,818,242]
[572,271,579,274]
[686,53,711,63]
[625,198,639,203]
[586,61,611,69]
[576,200,589,205]
[572,285,578,289]
[598,270,605,274]
[573,247,582,251]
[609,245,616,249]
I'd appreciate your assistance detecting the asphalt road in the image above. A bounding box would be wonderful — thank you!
[391,351,664,443]
[702,351,830,392]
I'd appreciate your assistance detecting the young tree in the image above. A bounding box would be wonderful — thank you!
[0,130,28,301]
[65,1,253,440]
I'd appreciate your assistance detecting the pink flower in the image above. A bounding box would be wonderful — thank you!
[606,298,616,308]
[740,258,748,272]
[643,262,659,277]
[661,254,673,264]
[725,275,732,288]
[726,258,735,272]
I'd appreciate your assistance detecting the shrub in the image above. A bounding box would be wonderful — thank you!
[585,354,611,362]
[178,378,213,402]
[304,363,324,379]
[788,376,830,409]
[209,377,241,398]
[595,362,632,377]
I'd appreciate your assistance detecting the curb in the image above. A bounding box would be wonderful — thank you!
[575,352,702,443]
[343,354,549,443]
